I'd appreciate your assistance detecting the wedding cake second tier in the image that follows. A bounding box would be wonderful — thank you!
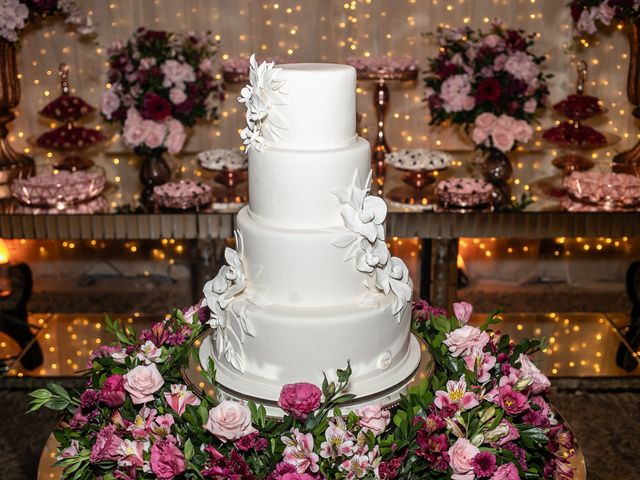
[199,55,421,408]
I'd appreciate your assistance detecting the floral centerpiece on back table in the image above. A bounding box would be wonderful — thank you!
[424,20,550,207]
[101,28,222,202]
[29,298,577,480]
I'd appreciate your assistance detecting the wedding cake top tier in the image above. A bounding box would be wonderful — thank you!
[239,56,357,151]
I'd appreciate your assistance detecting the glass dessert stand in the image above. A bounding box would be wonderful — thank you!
[197,148,248,204]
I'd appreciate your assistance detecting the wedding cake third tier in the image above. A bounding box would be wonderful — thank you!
[199,55,421,406]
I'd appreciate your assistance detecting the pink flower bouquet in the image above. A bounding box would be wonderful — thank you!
[424,20,550,153]
[30,300,576,479]
[570,1,621,35]
[101,28,222,156]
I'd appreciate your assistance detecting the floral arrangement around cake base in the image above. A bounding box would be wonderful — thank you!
[30,300,576,480]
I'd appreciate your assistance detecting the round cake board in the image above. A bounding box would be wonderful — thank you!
[187,331,430,418]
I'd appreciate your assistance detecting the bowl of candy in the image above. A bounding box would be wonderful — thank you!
[11,166,106,210]
[153,180,213,211]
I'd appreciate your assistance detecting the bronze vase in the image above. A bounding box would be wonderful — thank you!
[139,150,171,208]
[0,40,34,186]
[481,147,513,210]
[614,20,640,171]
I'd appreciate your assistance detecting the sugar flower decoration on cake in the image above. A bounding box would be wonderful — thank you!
[332,169,412,318]
[238,54,288,151]
[202,232,253,373]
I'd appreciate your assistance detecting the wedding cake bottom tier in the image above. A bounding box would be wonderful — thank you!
[199,300,421,402]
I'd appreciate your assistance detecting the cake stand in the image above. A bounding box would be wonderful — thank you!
[189,330,429,418]
[355,68,419,188]
[196,148,248,204]
[385,149,452,206]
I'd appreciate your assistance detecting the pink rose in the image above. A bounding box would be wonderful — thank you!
[523,99,537,114]
[144,121,167,150]
[443,325,490,357]
[122,108,149,148]
[169,88,187,105]
[203,400,257,442]
[475,112,497,131]
[577,9,597,35]
[492,462,520,480]
[164,384,201,416]
[448,438,479,480]
[493,54,507,71]
[462,96,476,111]
[517,354,551,394]
[166,119,186,155]
[453,301,473,325]
[278,382,322,420]
[101,90,120,120]
[491,127,515,153]
[356,404,391,436]
[99,374,126,408]
[483,34,503,49]
[199,57,214,74]
[124,363,164,404]
[512,120,533,144]
[498,385,529,416]
[139,57,156,70]
[90,425,122,463]
[150,438,187,480]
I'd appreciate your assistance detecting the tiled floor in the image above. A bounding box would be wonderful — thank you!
[0,311,638,378]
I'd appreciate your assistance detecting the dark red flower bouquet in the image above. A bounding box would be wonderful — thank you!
[101,28,222,156]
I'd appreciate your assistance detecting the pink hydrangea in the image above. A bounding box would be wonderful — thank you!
[504,51,539,84]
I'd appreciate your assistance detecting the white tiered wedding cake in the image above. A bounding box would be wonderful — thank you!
[199,55,421,407]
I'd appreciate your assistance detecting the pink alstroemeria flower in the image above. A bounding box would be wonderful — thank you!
[164,384,201,417]
[464,348,497,383]
[319,417,355,459]
[281,428,320,474]
[434,375,479,411]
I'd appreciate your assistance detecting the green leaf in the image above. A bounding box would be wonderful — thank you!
[29,389,53,401]
[47,383,71,401]
[519,426,548,443]
[184,438,194,461]
[44,398,70,411]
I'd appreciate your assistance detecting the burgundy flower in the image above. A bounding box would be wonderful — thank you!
[498,385,529,416]
[412,300,447,323]
[378,454,406,480]
[166,326,192,346]
[141,93,172,121]
[28,0,58,12]
[472,451,497,478]
[80,389,100,410]
[234,432,267,452]
[423,413,446,434]
[140,322,170,346]
[476,78,501,103]
[202,446,254,479]
[570,1,584,22]
[502,442,527,471]
[100,374,126,408]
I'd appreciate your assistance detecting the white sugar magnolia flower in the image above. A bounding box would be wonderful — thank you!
[355,239,389,274]
[205,247,246,309]
[375,257,413,316]
[237,54,287,151]
[202,232,253,373]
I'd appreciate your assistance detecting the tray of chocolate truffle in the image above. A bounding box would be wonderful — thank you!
[561,171,640,211]
[385,149,453,207]
[10,166,109,214]
[541,61,618,174]
[196,148,248,204]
